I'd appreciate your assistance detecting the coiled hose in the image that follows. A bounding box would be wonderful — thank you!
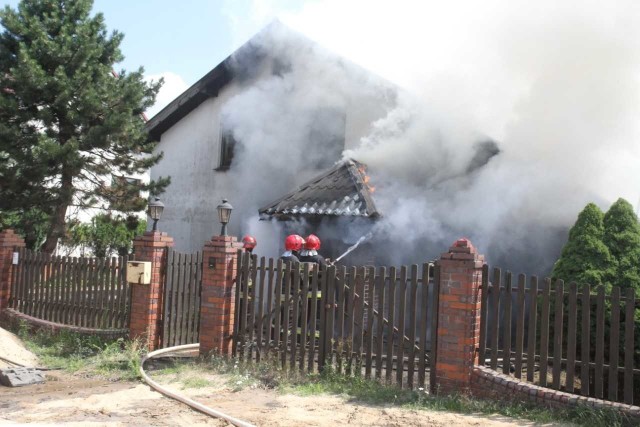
[139,343,255,427]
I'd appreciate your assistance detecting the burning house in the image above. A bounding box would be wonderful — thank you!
[146,21,397,258]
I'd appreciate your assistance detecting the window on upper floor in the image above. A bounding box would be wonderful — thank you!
[217,128,236,171]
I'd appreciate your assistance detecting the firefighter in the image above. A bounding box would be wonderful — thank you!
[280,234,303,263]
[242,235,257,254]
[299,234,327,267]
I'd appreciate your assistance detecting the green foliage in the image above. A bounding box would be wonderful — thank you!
[603,198,640,291]
[16,326,145,380]
[551,203,614,287]
[0,0,170,253]
[62,213,145,256]
[0,207,49,249]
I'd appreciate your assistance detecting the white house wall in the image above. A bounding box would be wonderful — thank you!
[151,73,393,253]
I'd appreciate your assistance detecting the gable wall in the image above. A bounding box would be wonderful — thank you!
[150,71,392,253]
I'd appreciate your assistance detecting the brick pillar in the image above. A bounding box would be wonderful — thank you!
[0,229,26,310]
[434,238,485,395]
[129,231,173,350]
[199,235,242,356]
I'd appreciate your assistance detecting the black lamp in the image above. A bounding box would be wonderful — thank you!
[147,197,164,232]
[217,198,233,236]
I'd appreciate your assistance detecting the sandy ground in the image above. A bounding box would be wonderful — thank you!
[0,328,555,426]
[0,369,557,427]
[0,327,40,369]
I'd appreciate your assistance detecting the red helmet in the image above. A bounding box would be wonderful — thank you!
[305,234,321,250]
[285,234,304,251]
[242,235,257,249]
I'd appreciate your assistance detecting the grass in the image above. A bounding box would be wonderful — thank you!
[149,354,633,427]
[9,326,632,427]
[14,321,145,381]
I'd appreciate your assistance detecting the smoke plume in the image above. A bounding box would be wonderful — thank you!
[218,1,640,275]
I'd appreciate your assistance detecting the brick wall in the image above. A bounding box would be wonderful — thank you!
[0,229,25,310]
[129,231,173,350]
[199,235,243,356]
[471,365,640,420]
[434,238,484,394]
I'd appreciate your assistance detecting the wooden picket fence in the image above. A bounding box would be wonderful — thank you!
[9,248,130,330]
[479,265,640,405]
[233,252,440,391]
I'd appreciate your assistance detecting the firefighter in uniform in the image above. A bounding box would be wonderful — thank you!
[280,234,303,263]
[299,234,327,267]
[242,235,257,254]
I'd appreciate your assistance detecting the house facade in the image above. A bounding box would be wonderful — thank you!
[147,22,397,255]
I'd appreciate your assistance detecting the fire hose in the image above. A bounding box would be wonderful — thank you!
[139,343,255,427]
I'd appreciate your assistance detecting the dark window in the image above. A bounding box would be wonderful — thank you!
[217,130,236,171]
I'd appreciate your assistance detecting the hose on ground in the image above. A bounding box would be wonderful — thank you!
[139,343,255,427]
[0,355,60,371]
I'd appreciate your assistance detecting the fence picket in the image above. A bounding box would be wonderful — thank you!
[479,264,489,365]
[317,264,327,372]
[418,264,429,388]
[430,265,440,394]
[502,272,512,375]
[566,282,578,393]
[354,267,366,375]
[273,259,283,363]
[266,258,275,360]
[580,284,591,397]
[514,274,526,379]
[163,250,174,347]
[365,266,376,380]
[552,279,564,390]
[240,252,251,361]
[624,288,635,405]
[490,268,501,371]
[607,286,620,401]
[323,265,337,372]
[375,266,386,380]
[308,264,319,373]
[281,261,292,369]
[232,252,243,357]
[386,266,397,384]
[257,256,267,364]
[289,261,300,370]
[595,286,605,399]
[298,262,309,371]
[396,266,407,387]
[526,276,538,382]
[539,278,551,387]
[338,267,349,372]
[406,265,418,388]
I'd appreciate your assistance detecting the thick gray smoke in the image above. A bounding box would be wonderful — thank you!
[217,2,640,275]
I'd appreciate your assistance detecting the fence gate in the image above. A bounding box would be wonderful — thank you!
[233,252,440,391]
[162,248,203,348]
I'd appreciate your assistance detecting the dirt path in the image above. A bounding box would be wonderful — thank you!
[0,370,557,426]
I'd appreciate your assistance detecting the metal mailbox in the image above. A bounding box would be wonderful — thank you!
[126,261,152,284]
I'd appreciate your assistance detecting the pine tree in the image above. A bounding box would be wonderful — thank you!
[603,198,640,291]
[0,0,169,252]
[551,203,614,286]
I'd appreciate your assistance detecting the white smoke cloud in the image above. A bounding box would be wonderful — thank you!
[218,0,640,273]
